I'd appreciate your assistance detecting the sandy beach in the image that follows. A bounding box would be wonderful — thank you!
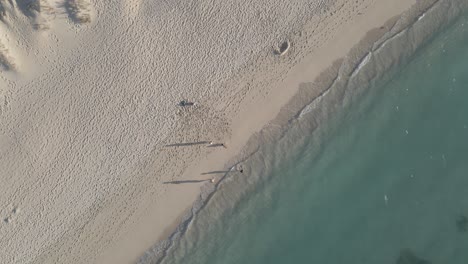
[0,0,419,263]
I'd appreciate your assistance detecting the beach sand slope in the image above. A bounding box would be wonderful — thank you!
[0,0,417,263]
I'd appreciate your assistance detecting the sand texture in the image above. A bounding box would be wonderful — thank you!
[0,0,416,263]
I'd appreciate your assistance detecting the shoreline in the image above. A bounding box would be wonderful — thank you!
[137,0,468,263]
[133,0,449,263]
[1,0,466,263]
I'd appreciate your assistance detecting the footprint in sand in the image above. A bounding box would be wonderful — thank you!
[2,206,20,224]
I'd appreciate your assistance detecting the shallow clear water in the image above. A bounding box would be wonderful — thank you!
[160,11,468,264]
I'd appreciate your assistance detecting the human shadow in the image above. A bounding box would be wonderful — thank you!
[201,170,231,175]
[163,179,210,184]
[164,141,211,147]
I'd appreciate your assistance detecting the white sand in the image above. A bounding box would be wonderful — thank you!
[0,0,415,263]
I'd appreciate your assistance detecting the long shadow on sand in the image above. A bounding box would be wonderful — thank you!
[201,171,231,175]
[163,179,210,184]
[164,141,211,147]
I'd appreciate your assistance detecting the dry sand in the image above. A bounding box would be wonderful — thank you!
[0,0,416,263]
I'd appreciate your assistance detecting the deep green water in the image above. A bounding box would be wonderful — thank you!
[159,11,468,264]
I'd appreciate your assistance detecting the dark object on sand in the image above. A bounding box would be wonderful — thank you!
[274,40,290,56]
[396,249,431,264]
[178,99,195,107]
[163,179,208,184]
[456,215,468,232]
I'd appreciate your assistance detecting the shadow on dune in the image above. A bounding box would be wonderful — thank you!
[15,0,40,19]
[58,0,91,24]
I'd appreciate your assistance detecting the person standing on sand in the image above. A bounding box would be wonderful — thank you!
[206,142,227,148]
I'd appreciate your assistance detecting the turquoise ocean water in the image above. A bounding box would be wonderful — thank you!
[149,5,468,264]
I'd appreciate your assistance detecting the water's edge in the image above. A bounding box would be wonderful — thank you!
[138,0,468,263]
